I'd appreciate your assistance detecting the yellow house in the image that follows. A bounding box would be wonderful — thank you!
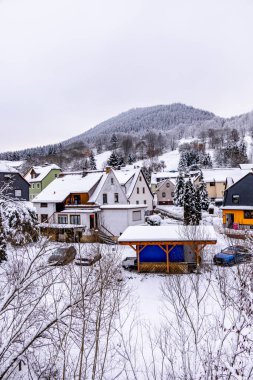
[194,168,250,205]
[222,172,253,229]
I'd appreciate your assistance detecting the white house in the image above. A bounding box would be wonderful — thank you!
[114,168,153,213]
[32,169,147,240]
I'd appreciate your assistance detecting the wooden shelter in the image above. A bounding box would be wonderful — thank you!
[118,225,217,274]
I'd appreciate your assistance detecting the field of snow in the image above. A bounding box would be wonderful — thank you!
[2,220,252,378]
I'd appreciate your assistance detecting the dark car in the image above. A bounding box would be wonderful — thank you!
[213,246,252,266]
[122,257,137,270]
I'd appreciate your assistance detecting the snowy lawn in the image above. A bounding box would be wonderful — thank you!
[1,228,252,379]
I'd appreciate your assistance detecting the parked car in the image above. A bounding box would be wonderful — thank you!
[213,246,252,266]
[122,257,137,270]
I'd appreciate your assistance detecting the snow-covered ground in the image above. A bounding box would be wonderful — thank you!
[2,219,252,378]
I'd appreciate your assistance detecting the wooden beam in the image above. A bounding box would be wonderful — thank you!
[166,244,169,273]
[137,245,140,273]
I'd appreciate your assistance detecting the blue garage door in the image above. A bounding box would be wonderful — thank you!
[139,245,166,262]
[169,245,184,262]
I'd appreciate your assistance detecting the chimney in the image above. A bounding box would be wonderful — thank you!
[105,166,111,174]
[82,167,87,177]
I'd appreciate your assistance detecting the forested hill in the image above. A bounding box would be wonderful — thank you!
[1,103,253,168]
[64,103,219,145]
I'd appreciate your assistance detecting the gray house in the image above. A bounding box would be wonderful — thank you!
[156,178,176,205]
[0,163,29,201]
[222,172,253,229]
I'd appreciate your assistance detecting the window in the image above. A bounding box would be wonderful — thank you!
[58,215,68,224]
[137,187,139,194]
[70,215,80,225]
[40,203,48,208]
[171,192,174,197]
[15,189,22,197]
[41,214,48,223]
[32,184,35,189]
[139,176,142,181]
[133,210,141,221]
[37,183,40,188]
[143,187,145,194]
[232,195,240,204]
[162,192,166,198]
[114,193,119,203]
[103,193,108,204]
[55,174,58,177]
[111,178,114,185]
[136,200,139,204]
[144,200,147,204]
[166,182,170,188]
[73,195,81,205]
[210,182,215,187]
[244,211,253,219]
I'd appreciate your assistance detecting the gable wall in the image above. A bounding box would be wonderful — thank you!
[42,169,61,190]
[128,172,153,211]
[224,174,253,206]
[0,173,29,201]
[157,180,175,204]
[96,171,128,205]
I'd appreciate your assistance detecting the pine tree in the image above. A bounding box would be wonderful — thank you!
[178,152,188,172]
[198,170,210,210]
[110,134,118,150]
[183,178,196,225]
[200,153,212,168]
[89,150,97,170]
[173,172,185,206]
[127,153,135,165]
[107,151,119,167]
[194,187,202,225]
[117,153,125,166]
[83,159,89,170]
[238,140,248,164]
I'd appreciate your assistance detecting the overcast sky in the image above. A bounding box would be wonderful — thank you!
[0,0,253,152]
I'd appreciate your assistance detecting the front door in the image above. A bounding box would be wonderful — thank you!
[226,213,234,228]
[90,214,95,229]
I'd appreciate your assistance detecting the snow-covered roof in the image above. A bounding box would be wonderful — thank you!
[118,225,217,243]
[156,178,176,191]
[113,168,141,198]
[0,160,23,170]
[222,206,253,210]
[39,223,86,229]
[200,168,250,183]
[239,163,253,170]
[88,173,108,203]
[33,172,103,203]
[113,169,136,185]
[57,208,101,213]
[0,162,18,173]
[151,171,179,184]
[100,204,147,209]
[25,164,61,183]
[126,169,141,198]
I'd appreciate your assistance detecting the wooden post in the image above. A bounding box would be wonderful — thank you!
[166,244,169,273]
[137,245,140,273]
[196,244,200,271]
